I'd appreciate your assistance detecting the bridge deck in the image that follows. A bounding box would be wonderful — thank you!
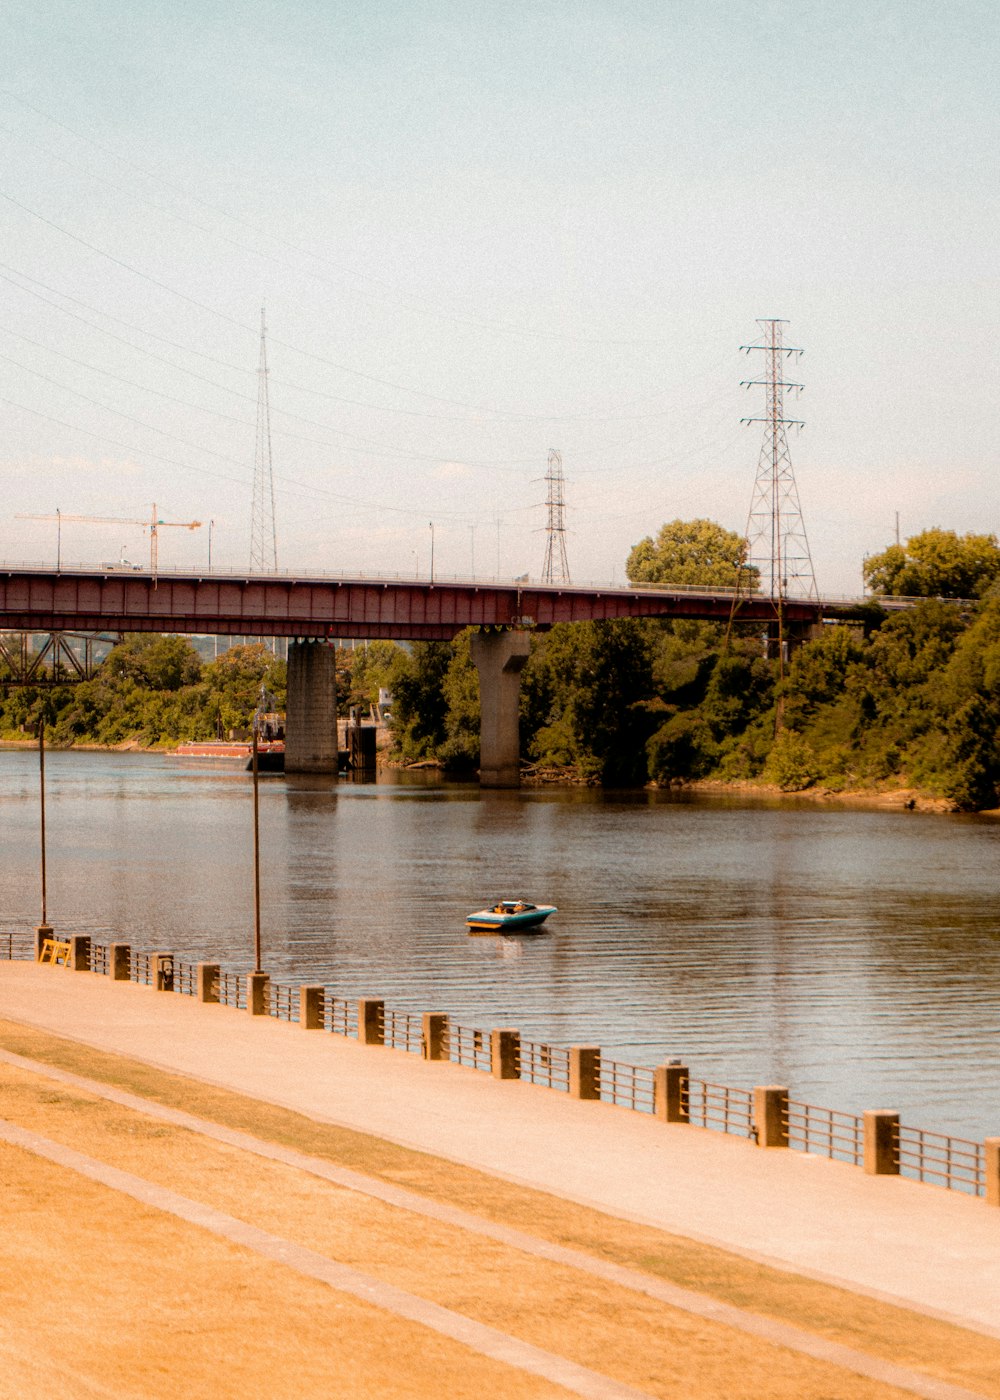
[0,565,855,640]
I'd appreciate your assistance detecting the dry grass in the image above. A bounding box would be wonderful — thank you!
[3,1019,999,1398]
[0,1140,570,1400]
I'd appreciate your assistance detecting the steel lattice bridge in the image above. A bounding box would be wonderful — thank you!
[0,563,879,644]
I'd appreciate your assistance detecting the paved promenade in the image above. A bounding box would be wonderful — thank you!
[2,960,999,1338]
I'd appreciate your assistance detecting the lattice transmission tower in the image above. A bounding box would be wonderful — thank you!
[250,307,278,574]
[540,448,571,584]
[739,318,817,601]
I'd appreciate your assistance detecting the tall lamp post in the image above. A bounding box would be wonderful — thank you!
[251,717,262,975]
[35,720,53,957]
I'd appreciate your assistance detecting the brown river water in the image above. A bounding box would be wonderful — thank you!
[1,750,998,1141]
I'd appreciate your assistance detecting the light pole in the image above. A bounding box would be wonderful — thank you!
[56,509,61,571]
[208,519,214,570]
[429,521,435,582]
[251,716,262,975]
[38,721,47,927]
[470,524,475,577]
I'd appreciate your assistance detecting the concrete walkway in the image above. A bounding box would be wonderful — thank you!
[3,961,999,1337]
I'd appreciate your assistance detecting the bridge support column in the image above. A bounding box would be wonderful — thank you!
[471,630,531,789]
[285,641,338,774]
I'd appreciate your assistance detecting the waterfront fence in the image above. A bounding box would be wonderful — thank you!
[268,982,298,1021]
[322,993,357,1038]
[213,969,246,1009]
[378,1004,423,1054]
[19,934,1000,1206]
[897,1123,985,1196]
[599,1056,655,1113]
[685,1078,756,1138]
[445,1022,491,1072]
[517,1038,570,1090]
[784,1098,864,1165]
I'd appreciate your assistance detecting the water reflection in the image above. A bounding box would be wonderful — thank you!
[1,750,998,1139]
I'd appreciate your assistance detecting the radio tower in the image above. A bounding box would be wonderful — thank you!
[250,306,278,574]
[541,449,571,584]
[739,318,817,602]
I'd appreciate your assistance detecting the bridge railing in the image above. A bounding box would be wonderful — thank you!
[4,558,929,609]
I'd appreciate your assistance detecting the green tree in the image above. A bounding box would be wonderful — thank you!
[388,642,452,760]
[863,529,1000,599]
[106,635,203,690]
[626,518,754,589]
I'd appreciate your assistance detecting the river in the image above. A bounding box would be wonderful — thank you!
[1,750,998,1141]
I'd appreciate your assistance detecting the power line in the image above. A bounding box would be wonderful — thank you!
[0,86,672,350]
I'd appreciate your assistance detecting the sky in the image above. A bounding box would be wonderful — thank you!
[1,0,997,595]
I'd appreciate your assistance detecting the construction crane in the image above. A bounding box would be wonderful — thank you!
[18,504,201,580]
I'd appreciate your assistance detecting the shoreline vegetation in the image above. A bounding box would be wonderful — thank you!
[4,523,1000,813]
[0,739,970,815]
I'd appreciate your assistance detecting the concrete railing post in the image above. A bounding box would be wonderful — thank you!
[568,1046,601,1100]
[864,1110,900,1175]
[358,998,384,1046]
[491,1028,521,1080]
[985,1138,1000,1207]
[754,1086,790,1148]
[422,1013,448,1061]
[110,943,131,981]
[247,972,270,1016]
[34,925,54,961]
[196,963,220,1004]
[300,984,324,1030]
[152,953,174,992]
[70,935,91,973]
[653,1062,689,1123]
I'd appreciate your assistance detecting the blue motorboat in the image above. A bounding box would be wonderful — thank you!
[466,899,557,934]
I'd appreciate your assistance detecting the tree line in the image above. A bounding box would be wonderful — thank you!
[3,521,1000,809]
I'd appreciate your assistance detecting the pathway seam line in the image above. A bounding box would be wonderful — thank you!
[0,1048,990,1400]
[0,1115,653,1400]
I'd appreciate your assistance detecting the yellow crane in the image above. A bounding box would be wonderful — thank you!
[18,504,201,579]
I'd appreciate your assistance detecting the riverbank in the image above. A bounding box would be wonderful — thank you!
[0,739,974,812]
[2,962,1000,1399]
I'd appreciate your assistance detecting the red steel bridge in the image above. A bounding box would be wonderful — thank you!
[0,564,871,642]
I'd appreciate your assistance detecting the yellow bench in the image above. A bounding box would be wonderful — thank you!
[39,939,72,966]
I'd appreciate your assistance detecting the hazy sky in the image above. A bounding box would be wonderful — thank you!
[1,1,996,594]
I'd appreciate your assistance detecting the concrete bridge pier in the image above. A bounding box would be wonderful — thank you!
[285,641,338,774]
[471,630,531,789]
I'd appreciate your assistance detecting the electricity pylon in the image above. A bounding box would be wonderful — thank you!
[250,307,278,574]
[739,318,817,601]
[540,449,571,584]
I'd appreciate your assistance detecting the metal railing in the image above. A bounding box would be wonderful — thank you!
[213,969,246,1009]
[897,1124,985,1196]
[8,935,999,1205]
[517,1039,570,1090]
[131,950,154,986]
[378,1005,423,1053]
[600,1057,656,1113]
[686,1078,756,1137]
[268,982,298,1022]
[445,1022,491,1072]
[785,1099,864,1165]
[322,993,357,1038]
[173,959,196,997]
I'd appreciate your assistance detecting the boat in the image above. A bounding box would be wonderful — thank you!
[172,739,285,772]
[466,900,557,934]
